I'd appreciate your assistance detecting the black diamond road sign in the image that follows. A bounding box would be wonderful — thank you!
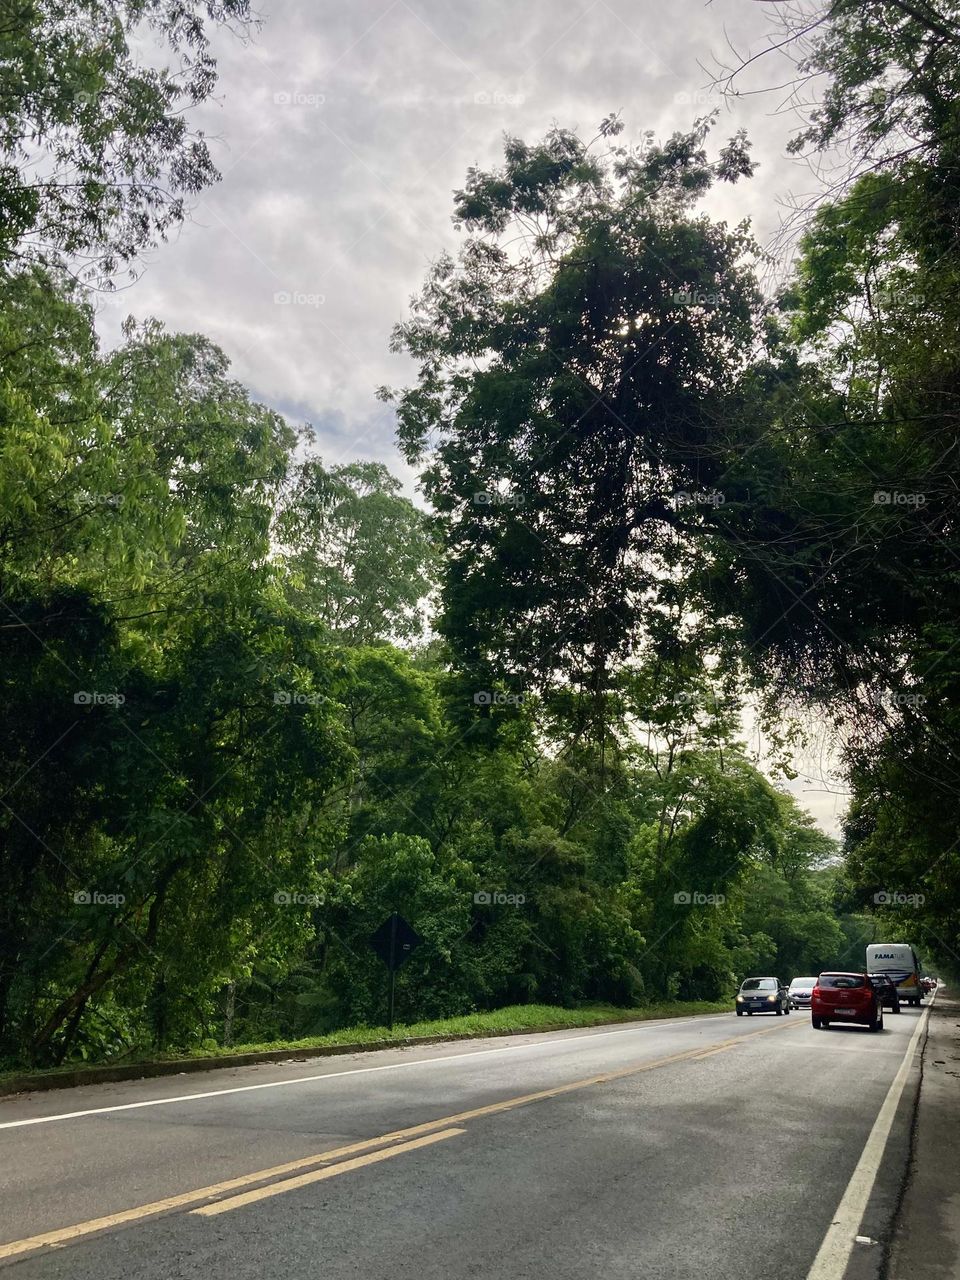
[369,913,424,972]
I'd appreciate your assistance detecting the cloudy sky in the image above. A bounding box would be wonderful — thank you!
[97,0,848,832]
[99,0,818,467]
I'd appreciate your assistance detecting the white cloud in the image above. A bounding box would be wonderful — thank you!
[97,0,807,444]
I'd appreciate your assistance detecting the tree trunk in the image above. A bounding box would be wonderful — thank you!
[222,980,236,1047]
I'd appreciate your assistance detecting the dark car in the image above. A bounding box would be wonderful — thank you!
[736,976,791,1016]
[869,973,901,1012]
[812,972,884,1031]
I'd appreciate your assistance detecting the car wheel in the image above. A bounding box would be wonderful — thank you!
[736,1009,743,1016]
[812,1016,821,1029]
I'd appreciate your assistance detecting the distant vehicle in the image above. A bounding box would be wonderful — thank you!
[866,943,923,1007]
[920,975,937,996]
[736,977,791,1016]
[812,972,884,1031]
[868,973,901,1012]
[788,977,817,1009]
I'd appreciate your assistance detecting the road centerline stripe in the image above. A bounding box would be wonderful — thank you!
[192,1129,466,1216]
[0,1129,437,1261]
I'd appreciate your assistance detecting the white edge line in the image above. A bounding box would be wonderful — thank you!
[0,1015,730,1130]
[804,1000,932,1280]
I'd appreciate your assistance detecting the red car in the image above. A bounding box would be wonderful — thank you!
[811,971,884,1032]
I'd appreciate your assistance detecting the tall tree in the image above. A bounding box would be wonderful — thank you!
[383,117,760,726]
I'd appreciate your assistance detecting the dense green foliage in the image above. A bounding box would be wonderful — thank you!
[3,0,955,1069]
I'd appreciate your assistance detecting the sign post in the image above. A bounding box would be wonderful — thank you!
[368,912,423,1030]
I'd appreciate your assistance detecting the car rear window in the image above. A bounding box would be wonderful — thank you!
[818,974,866,989]
[790,979,816,989]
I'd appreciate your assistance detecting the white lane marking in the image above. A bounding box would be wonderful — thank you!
[0,1014,739,1130]
[805,1000,932,1280]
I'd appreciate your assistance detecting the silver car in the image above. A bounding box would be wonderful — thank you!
[788,976,817,1009]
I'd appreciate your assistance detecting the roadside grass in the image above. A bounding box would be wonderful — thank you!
[192,999,731,1056]
[0,1000,729,1092]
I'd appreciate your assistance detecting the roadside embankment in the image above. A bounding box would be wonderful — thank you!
[0,999,728,1098]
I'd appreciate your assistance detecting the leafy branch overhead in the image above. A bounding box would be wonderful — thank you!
[0,0,254,281]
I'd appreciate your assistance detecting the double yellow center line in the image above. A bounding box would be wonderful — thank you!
[193,1128,465,1217]
[0,1019,799,1259]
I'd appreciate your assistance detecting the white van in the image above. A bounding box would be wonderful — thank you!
[866,943,923,1007]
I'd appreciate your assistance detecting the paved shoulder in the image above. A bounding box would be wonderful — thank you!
[888,995,960,1280]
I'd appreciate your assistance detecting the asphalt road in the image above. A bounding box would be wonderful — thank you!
[0,1004,930,1280]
